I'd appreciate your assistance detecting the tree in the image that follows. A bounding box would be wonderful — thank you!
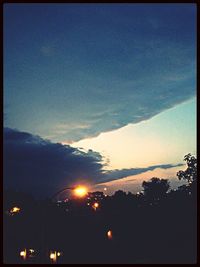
[142,177,170,202]
[177,154,197,198]
[177,153,197,183]
[113,190,127,199]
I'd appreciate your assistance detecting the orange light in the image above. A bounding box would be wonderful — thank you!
[10,206,20,214]
[107,230,113,239]
[73,186,88,198]
[20,249,26,260]
[92,202,99,210]
[50,253,55,259]
[20,251,25,256]
[94,202,99,208]
[50,251,56,262]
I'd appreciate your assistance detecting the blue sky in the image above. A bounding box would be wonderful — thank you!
[4,4,196,195]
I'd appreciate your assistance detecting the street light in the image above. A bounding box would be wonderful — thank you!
[92,202,99,211]
[20,249,27,260]
[19,248,36,261]
[49,250,61,263]
[104,187,108,197]
[8,206,21,215]
[73,186,88,198]
[107,230,113,240]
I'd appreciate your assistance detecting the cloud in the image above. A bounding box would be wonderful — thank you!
[98,163,184,184]
[3,128,105,198]
[45,47,196,144]
[4,6,196,143]
[4,128,184,198]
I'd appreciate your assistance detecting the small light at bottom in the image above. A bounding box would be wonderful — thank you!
[50,252,55,260]
[107,230,113,239]
[92,202,100,211]
[20,249,27,260]
[20,251,25,256]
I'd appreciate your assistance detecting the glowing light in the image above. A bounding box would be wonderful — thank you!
[20,249,26,260]
[50,252,56,261]
[50,251,61,262]
[29,249,34,253]
[104,187,107,191]
[92,202,99,210]
[10,206,20,214]
[20,251,25,256]
[107,230,113,239]
[73,186,88,198]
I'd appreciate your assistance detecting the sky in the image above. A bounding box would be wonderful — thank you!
[3,4,196,197]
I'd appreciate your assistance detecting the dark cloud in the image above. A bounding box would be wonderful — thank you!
[3,128,184,198]
[3,128,105,198]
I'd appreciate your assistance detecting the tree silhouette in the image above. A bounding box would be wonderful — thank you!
[113,190,127,199]
[142,177,170,202]
[177,153,197,183]
[177,153,197,198]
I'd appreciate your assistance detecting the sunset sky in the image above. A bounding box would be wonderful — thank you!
[4,4,196,197]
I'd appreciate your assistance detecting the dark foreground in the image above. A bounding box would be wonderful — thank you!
[3,185,197,264]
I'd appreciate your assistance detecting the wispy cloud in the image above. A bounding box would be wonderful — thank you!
[99,164,184,184]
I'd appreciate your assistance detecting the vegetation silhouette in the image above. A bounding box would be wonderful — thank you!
[142,177,170,202]
[3,154,197,264]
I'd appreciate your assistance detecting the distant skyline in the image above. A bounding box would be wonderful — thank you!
[4,3,196,196]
